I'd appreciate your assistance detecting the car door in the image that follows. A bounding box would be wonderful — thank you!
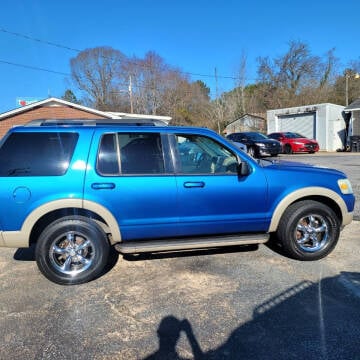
[84,130,178,241]
[172,133,269,236]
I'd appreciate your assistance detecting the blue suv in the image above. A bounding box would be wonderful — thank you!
[0,119,355,284]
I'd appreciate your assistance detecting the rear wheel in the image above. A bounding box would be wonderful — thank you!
[276,200,340,260]
[35,216,110,285]
[284,144,293,154]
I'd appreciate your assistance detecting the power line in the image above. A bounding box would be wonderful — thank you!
[0,26,241,81]
[0,27,81,53]
[0,59,69,76]
[0,58,221,97]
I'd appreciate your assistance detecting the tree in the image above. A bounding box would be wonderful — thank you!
[61,89,81,104]
[70,46,127,111]
[257,41,323,108]
[193,80,210,99]
[122,51,212,125]
[332,59,360,105]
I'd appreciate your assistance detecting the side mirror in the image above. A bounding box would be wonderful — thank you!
[237,161,251,176]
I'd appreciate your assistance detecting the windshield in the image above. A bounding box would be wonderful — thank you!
[285,132,305,139]
[246,133,268,141]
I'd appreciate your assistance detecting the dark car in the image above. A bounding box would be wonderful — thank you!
[268,132,319,154]
[226,132,282,158]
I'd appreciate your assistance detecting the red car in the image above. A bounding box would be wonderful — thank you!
[268,132,319,154]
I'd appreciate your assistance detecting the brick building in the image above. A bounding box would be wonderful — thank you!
[0,97,171,138]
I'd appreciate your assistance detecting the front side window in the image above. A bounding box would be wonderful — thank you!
[176,134,238,174]
[97,132,165,175]
[0,132,78,176]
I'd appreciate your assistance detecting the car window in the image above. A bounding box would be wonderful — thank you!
[97,133,120,175]
[175,134,238,174]
[0,132,78,176]
[247,133,268,140]
[294,133,305,138]
[285,132,303,139]
[227,134,237,141]
[97,132,165,175]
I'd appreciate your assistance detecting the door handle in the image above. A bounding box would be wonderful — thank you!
[183,181,205,188]
[91,183,116,190]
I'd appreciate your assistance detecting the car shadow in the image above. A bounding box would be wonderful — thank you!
[13,244,36,261]
[142,272,360,359]
[122,244,259,261]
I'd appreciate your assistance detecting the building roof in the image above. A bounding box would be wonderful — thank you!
[344,98,360,112]
[0,97,113,120]
[0,97,172,124]
[226,113,265,126]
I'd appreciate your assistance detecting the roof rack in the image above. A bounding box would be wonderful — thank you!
[25,118,168,127]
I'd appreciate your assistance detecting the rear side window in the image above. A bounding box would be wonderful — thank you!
[97,133,165,175]
[0,132,78,176]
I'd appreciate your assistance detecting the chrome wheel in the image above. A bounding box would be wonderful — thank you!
[49,231,95,276]
[295,214,328,252]
[36,216,109,284]
[276,200,340,260]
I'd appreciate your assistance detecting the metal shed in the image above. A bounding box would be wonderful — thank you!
[267,103,346,152]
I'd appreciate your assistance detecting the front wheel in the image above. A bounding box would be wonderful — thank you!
[35,216,110,285]
[247,146,257,158]
[276,200,340,260]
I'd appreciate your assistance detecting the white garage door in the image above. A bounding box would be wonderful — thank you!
[278,112,316,139]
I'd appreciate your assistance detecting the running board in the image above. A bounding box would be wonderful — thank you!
[115,233,269,254]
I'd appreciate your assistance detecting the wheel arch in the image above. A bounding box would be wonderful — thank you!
[8,199,121,248]
[268,187,352,232]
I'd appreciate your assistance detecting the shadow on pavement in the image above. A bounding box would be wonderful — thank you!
[123,244,259,261]
[143,272,360,359]
[13,244,36,261]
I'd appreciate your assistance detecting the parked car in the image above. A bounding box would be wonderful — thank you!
[226,132,282,158]
[268,132,319,154]
[228,140,247,152]
[0,119,355,284]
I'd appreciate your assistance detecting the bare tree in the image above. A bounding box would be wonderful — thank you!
[124,51,181,115]
[70,46,127,111]
[257,41,322,108]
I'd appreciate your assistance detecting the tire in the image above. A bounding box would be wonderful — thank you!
[284,144,293,154]
[248,146,257,158]
[276,200,340,260]
[35,216,110,285]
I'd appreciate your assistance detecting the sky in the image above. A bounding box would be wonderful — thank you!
[1,0,360,113]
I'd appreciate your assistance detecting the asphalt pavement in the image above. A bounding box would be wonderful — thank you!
[0,152,359,360]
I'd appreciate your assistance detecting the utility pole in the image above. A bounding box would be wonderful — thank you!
[345,71,360,106]
[215,67,221,134]
[129,75,134,113]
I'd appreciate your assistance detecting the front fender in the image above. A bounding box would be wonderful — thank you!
[268,187,353,232]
